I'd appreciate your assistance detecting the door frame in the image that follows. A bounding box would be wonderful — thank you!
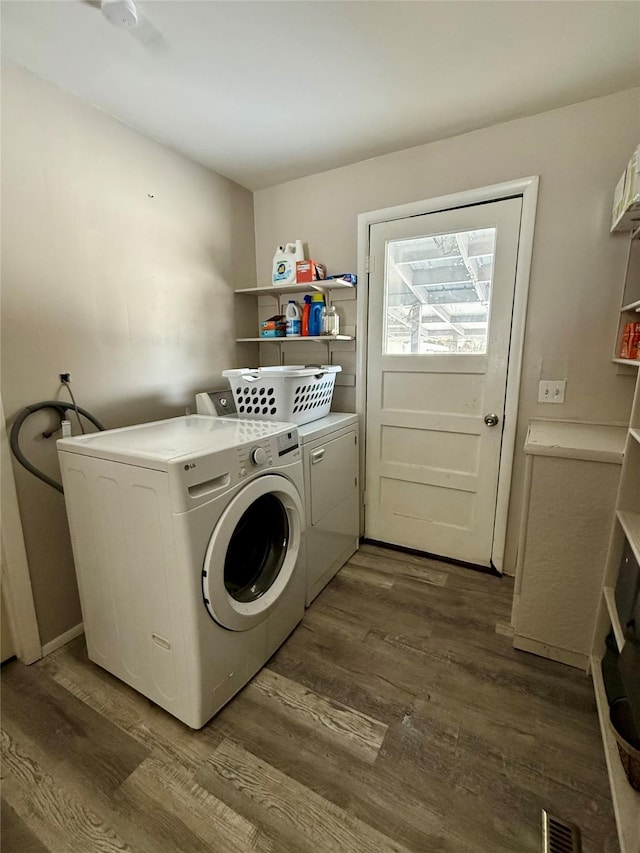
[1,394,42,663]
[356,176,539,573]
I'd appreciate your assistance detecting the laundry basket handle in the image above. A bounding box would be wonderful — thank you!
[304,363,328,378]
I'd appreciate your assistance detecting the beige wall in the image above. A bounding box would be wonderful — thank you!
[254,88,640,575]
[1,63,256,645]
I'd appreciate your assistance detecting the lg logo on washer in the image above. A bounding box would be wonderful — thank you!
[184,463,196,470]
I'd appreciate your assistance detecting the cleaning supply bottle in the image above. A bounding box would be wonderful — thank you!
[309,292,325,337]
[285,300,301,336]
[272,241,305,286]
[301,294,312,336]
[321,304,339,337]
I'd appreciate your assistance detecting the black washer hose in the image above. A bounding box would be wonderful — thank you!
[10,401,106,494]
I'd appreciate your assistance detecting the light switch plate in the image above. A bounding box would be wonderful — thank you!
[538,380,566,403]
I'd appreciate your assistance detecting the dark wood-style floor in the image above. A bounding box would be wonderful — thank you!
[1,544,618,852]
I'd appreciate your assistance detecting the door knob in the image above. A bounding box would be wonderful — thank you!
[484,413,500,427]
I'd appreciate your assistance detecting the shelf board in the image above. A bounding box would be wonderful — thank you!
[591,654,640,853]
[618,510,640,566]
[621,300,640,313]
[604,586,626,652]
[235,279,355,297]
[613,359,640,367]
[630,428,640,447]
[237,335,355,343]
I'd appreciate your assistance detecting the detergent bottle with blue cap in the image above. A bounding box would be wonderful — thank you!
[309,292,325,336]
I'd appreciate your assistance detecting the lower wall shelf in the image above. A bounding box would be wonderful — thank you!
[591,655,640,853]
[236,335,355,343]
[604,585,627,652]
[618,511,640,565]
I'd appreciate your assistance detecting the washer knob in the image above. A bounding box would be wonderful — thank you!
[250,446,267,466]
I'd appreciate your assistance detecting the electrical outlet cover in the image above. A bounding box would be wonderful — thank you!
[538,380,566,403]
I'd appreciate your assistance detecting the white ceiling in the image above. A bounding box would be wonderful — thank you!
[2,0,639,190]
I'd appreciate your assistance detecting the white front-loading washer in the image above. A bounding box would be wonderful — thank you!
[195,393,360,607]
[57,415,305,729]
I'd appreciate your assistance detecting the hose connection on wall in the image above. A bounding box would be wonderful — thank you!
[10,381,106,494]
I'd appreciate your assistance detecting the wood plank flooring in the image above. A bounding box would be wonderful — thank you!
[1,544,619,852]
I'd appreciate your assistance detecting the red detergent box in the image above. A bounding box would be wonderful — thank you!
[630,322,640,360]
[296,260,326,283]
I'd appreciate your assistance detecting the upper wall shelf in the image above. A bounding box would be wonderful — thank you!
[235,278,356,297]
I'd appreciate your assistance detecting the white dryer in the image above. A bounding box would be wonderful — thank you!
[298,414,360,604]
[57,415,305,729]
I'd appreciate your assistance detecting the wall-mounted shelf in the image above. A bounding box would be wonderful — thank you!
[612,359,640,367]
[617,510,640,565]
[233,273,358,391]
[621,300,640,313]
[604,585,626,651]
[237,335,355,343]
[235,278,355,297]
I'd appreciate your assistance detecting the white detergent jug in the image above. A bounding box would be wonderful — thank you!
[272,240,305,286]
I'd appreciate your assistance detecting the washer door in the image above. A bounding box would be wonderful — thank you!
[202,474,303,631]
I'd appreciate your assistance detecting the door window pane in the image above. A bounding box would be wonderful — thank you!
[383,227,496,354]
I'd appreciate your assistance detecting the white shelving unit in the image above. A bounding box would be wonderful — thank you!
[234,279,357,347]
[592,223,640,853]
[613,225,640,368]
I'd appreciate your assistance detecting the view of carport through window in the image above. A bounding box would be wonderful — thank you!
[383,227,497,355]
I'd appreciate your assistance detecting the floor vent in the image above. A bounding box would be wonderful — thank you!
[542,810,581,853]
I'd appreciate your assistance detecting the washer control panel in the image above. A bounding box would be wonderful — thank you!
[237,439,273,475]
[276,429,299,458]
[250,446,267,466]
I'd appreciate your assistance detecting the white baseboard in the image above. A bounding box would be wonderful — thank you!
[513,634,588,671]
[41,622,84,657]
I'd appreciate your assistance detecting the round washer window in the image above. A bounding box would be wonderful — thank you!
[223,493,289,602]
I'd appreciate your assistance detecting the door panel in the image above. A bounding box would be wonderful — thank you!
[365,197,522,566]
[380,426,479,473]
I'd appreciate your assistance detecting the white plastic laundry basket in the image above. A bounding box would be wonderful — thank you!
[222,365,342,425]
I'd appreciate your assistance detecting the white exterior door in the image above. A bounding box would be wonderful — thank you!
[365,197,522,567]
